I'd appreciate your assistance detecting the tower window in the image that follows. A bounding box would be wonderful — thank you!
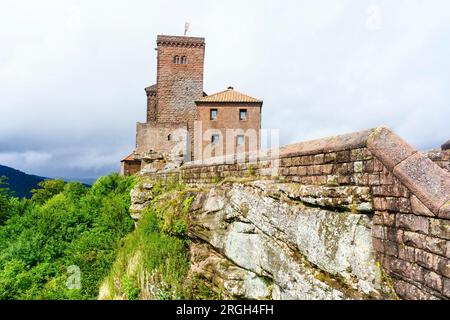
[239,109,247,121]
[173,55,180,64]
[181,56,187,64]
[211,134,220,145]
[236,135,245,146]
[210,109,218,120]
[168,134,172,141]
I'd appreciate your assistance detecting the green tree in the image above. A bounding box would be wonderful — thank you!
[0,177,11,225]
[63,182,87,201]
[31,179,66,205]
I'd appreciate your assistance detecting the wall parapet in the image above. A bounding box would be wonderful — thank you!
[367,127,450,218]
[180,126,450,218]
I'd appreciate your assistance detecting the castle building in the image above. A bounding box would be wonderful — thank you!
[121,35,262,176]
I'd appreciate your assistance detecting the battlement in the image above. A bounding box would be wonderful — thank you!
[156,35,205,48]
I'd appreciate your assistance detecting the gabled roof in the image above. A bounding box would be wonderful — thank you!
[121,153,137,162]
[196,87,262,104]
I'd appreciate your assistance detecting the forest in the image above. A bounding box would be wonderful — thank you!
[0,174,135,299]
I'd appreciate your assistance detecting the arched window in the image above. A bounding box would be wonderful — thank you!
[168,134,172,141]
[173,55,180,64]
[181,56,187,64]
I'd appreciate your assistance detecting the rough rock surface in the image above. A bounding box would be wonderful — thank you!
[187,181,395,299]
[129,181,154,220]
[129,177,397,300]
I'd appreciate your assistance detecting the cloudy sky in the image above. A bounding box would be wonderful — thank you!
[0,0,449,179]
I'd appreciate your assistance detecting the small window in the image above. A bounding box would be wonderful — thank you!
[173,55,180,64]
[210,109,218,120]
[181,56,187,64]
[236,135,245,146]
[167,134,172,141]
[211,134,220,145]
[239,109,247,121]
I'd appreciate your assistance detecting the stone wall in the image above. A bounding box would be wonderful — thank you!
[136,126,450,300]
[427,150,450,173]
[135,122,188,157]
[145,85,157,123]
[120,159,141,176]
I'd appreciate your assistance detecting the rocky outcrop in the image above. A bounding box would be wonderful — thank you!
[129,181,155,220]
[186,180,395,300]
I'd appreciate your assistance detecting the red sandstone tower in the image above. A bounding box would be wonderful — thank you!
[136,35,205,163]
[155,35,205,126]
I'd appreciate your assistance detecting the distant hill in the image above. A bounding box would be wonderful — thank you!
[0,165,47,198]
[0,165,94,199]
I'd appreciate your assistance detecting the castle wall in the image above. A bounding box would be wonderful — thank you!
[143,127,450,300]
[135,122,188,158]
[426,150,450,172]
[120,160,141,176]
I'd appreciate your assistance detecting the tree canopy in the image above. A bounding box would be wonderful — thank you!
[0,173,135,299]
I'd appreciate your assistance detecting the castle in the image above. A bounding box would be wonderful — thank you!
[121,35,263,176]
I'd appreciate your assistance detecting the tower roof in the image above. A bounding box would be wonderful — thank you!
[196,87,262,104]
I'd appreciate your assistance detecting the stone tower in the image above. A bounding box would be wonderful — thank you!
[134,35,205,162]
[155,35,205,154]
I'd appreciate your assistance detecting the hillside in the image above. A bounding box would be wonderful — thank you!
[0,165,46,198]
[0,173,135,299]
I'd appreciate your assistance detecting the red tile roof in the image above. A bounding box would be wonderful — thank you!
[196,87,262,104]
[121,153,136,162]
